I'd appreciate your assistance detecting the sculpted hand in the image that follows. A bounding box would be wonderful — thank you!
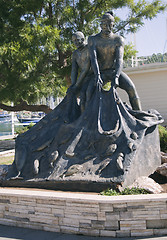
[111,76,119,88]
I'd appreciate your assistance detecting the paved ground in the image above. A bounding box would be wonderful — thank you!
[0,225,167,240]
[0,136,15,152]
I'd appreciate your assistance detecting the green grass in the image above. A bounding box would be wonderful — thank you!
[0,155,14,165]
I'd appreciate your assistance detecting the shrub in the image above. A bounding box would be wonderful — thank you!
[16,122,35,135]
[101,187,149,196]
[101,189,118,196]
[120,187,149,195]
[159,125,167,153]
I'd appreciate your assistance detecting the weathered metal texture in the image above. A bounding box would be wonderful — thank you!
[4,85,163,191]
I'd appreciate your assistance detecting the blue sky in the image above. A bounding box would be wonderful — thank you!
[115,2,167,57]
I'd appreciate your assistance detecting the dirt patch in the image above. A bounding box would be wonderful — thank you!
[0,155,14,165]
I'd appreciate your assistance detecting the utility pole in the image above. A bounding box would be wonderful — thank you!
[11,102,14,136]
[130,32,138,67]
[163,18,167,54]
[134,33,138,67]
[162,18,167,62]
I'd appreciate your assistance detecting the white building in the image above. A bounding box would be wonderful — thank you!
[117,62,167,125]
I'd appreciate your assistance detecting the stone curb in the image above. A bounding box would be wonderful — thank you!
[0,135,15,141]
[0,149,15,156]
[0,188,167,238]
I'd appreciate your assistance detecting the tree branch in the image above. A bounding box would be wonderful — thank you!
[85,0,106,17]
[0,101,52,114]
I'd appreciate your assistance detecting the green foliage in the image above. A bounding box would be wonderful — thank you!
[139,53,167,65]
[124,52,167,68]
[15,122,35,135]
[101,189,119,196]
[124,43,138,61]
[0,0,166,107]
[159,125,167,153]
[101,187,149,196]
[120,187,149,195]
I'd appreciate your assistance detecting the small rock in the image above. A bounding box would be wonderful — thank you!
[116,153,124,171]
[105,144,117,156]
[0,165,11,180]
[65,150,75,157]
[117,158,123,171]
[64,164,82,177]
[161,152,167,164]
[130,132,138,140]
[129,176,163,194]
[128,142,137,152]
[119,153,124,158]
[49,151,59,167]
[156,163,167,177]
[51,151,59,162]
[34,160,39,175]
[98,159,111,173]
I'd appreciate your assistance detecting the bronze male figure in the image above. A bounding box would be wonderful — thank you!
[69,31,91,112]
[88,12,142,110]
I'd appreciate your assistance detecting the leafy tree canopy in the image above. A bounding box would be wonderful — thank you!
[0,0,166,112]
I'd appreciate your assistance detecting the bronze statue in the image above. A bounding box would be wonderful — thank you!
[69,31,91,112]
[5,12,163,192]
[88,12,142,111]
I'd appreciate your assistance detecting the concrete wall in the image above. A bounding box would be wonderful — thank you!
[0,188,167,238]
[118,63,167,125]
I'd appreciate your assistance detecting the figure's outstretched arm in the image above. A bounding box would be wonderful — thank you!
[67,54,79,95]
[88,37,103,88]
[75,60,90,89]
[71,53,78,86]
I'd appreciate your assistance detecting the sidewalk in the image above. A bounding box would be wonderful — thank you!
[0,225,166,240]
[0,135,15,140]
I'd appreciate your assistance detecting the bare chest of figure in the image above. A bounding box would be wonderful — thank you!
[96,37,116,70]
[76,47,89,70]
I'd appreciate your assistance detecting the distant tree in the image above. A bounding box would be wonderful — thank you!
[135,52,167,66]
[0,0,166,113]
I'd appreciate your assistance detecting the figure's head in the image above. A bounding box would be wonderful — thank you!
[100,12,114,35]
[72,31,85,49]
